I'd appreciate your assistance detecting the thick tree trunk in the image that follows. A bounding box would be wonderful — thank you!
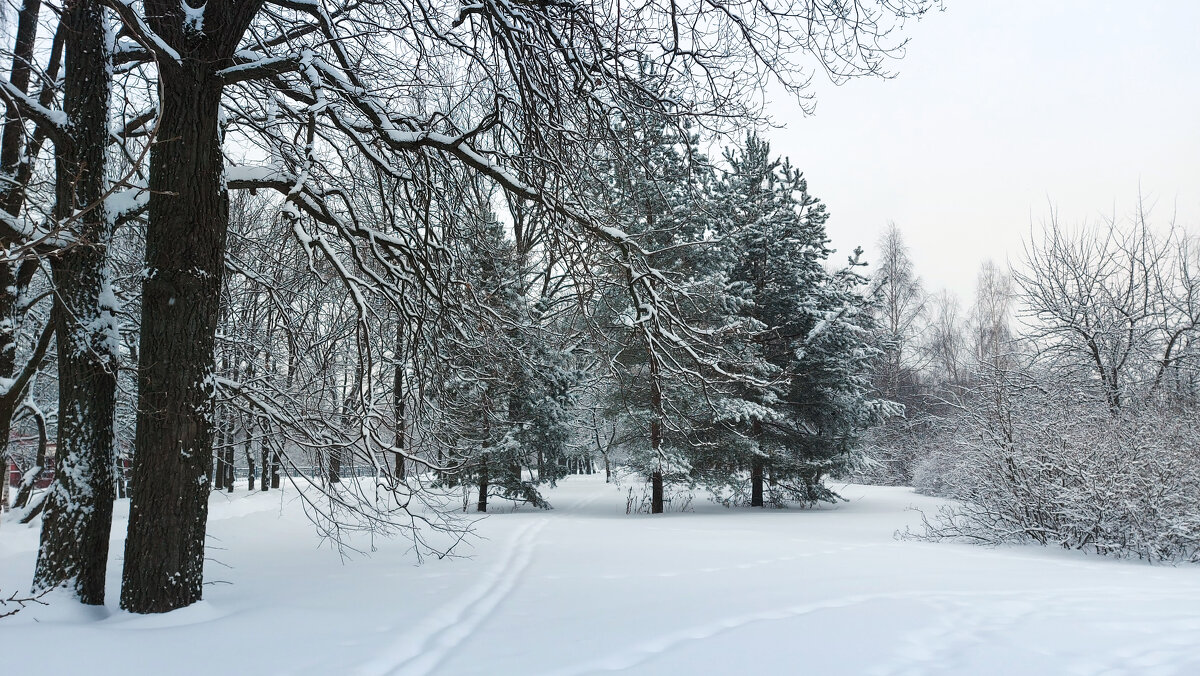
[33,0,116,605]
[121,63,227,613]
[329,450,341,484]
[270,452,280,489]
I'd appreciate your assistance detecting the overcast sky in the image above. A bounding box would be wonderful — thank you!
[764,0,1200,302]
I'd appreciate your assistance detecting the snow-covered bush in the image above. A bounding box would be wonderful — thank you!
[851,414,944,486]
[912,368,1200,562]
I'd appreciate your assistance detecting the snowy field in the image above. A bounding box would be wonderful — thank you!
[3,475,1200,675]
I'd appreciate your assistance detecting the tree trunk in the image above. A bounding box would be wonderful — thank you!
[33,0,116,605]
[750,416,765,506]
[259,447,269,491]
[650,357,665,514]
[213,424,226,491]
[5,414,31,510]
[1,460,9,512]
[750,456,765,507]
[477,456,489,513]
[393,328,406,479]
[651,470,664,514]
[0,0,46,520]
[329,450,341,484]
[224,446,235,493]
[245,438,256,491]
[121,62,228,613]
[270,452,280,489]
[11,395,49,511]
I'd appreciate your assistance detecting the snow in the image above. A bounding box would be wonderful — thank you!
[181,1,205,33]
[4,476,1200,674]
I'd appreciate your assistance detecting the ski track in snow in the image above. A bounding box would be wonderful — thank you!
[541,587,1200,676]
[357,518,548,676]
[596,542,881,580]
[541,591,915,675]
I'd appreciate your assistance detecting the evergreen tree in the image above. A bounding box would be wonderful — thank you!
[709,134,892,505]
[593,109,755,513]
[438,213,575,511]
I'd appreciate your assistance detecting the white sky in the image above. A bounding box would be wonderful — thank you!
[765,0,1200,301]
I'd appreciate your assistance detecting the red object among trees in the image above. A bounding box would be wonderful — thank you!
[5,457,55,489]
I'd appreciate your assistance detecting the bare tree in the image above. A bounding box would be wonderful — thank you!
[924,290,967,390]
[911,363,1200,563]
[870,222,927,403]
[969,259,1014,370]
[1016,201,1198,411]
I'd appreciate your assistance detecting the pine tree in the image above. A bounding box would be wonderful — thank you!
[592,110,749,513]
[437,213,574,511]
[710,134,892,505]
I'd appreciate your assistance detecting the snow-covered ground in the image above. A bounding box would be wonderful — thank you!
[3,475,1200,675]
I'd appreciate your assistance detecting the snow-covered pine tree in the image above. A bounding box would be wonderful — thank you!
[711,135,892,505]
[437,208,575,511]
[591,105,761,513]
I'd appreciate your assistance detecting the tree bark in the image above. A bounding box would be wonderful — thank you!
[121,62,228,614]
[213,424,226,491]
[10,386,49,511]
[393,328,406,479]
[33,0,116,605]
[328,450,341,484]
